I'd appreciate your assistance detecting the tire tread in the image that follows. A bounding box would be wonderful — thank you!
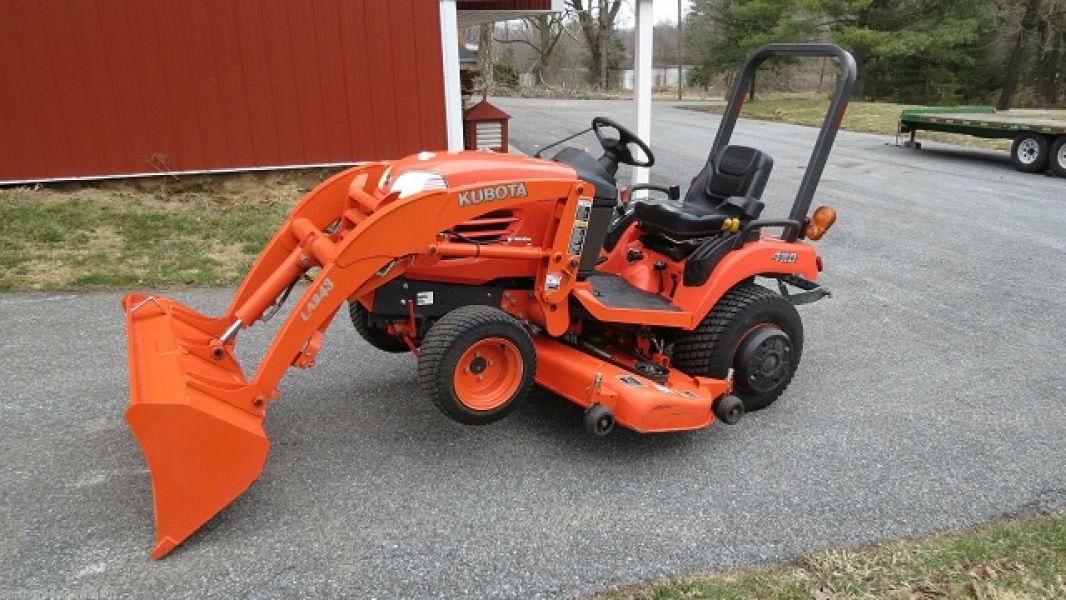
[673,282,802,411]
[348,302,408,353]
[418,305,536,424]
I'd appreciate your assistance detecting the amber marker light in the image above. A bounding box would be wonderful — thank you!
[806,206,837,240]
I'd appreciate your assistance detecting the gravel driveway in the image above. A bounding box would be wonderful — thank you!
[2,99,1064,597]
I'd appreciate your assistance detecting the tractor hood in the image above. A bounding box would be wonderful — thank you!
[381,150,577,197]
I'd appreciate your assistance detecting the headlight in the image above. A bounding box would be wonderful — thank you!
[389,170,448,198]
[377,166,393,191]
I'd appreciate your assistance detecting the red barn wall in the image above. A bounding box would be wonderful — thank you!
[0,0,447,183]
[458,1,553,8]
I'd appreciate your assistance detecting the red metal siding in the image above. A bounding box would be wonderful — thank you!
[458,1,553,9]
[0,0,448,183]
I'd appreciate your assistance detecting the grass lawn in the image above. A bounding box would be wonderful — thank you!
[602,511,1066,599]
[0,171,335,292]
[686,94,1014,151]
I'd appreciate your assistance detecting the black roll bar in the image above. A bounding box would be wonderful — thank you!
[710,43,858,229]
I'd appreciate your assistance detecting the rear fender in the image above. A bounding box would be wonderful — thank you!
[673,239,819,328]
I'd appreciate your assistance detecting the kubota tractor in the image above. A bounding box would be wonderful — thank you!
[122,44,856,558]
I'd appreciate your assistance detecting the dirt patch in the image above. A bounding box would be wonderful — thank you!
[7,167,343,206]
[0,168,328,291]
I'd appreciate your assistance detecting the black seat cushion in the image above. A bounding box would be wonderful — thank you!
[634,145,773,239]
[634,199,731,237]
[685,145,773,211]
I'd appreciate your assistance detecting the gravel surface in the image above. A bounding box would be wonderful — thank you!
[2,99,1064,598]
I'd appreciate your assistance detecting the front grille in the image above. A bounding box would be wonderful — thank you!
[452,210,518,243]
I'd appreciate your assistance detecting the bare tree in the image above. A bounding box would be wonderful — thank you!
[567,0,626,88]
[478,23,494,90]
[494,13,569,86]
[1034,0,1066,104]
[998,0,1043,110]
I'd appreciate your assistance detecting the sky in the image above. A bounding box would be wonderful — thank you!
[653,0,692,24]
[608,0,693,28]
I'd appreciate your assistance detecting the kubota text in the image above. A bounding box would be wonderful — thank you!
[458,183,529,207]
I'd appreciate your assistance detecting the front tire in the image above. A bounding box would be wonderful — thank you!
[1012,133,1051,173]
[673,282,803,412]
[348,302,408,353]
[418,306,536,425]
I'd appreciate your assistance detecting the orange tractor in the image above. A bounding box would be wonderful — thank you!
[123,44,856,558]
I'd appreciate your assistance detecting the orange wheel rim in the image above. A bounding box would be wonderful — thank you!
[453,337,523,411]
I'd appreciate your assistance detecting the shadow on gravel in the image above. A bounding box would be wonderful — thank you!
[903,146,1014,170]
[509,387,710,455]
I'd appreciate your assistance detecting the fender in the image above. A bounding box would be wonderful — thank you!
[672,238,820,327]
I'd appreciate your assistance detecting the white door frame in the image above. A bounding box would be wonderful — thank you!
[439,0,464,151]
[631,0,654,189]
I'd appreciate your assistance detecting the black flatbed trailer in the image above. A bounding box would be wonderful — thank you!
[899,107,1066,176]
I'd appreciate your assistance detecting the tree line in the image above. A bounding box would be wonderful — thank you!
[479,0,1064,108]
[687,0,1065,107]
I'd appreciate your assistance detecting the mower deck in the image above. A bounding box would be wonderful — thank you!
[533,335,730,433]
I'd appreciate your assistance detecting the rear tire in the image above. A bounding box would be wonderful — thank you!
[418,306,536,425]
[348,302,408,353]
[1050,137,1066,178]
[1011,133,1051,173]
[672,282,803,412]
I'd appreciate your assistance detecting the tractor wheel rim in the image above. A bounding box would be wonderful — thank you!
[453,337,523,411]
[735,326,792,394]
[1018,139,1040,165]
[1058,143,1066,168]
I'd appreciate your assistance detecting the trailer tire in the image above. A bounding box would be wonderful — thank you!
[672,282,803,412]
[419,305,536,425]
[1050,137,1066,178]
[1011,133,1051,173]
[348,302,409,353]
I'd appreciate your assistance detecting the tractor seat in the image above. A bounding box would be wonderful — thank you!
[634,145,773,238]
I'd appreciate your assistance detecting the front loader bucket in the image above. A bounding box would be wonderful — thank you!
[123,294,269,559]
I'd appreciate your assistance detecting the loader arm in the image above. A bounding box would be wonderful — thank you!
[123,165,583,558]
[222,165,386,329]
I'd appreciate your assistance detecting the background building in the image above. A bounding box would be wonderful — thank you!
[0,0,562,184]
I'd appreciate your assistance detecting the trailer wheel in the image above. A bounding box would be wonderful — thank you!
[1011,133,1051,173]
[672,282,803,412]
[348,302,409,353]
[418,305,536,425]
[1050,137,1066,178]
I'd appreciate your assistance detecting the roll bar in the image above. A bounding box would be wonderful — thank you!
[710,43,858,225]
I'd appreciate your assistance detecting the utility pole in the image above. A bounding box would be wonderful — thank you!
[677,0,684,100]
[599,0,609,89]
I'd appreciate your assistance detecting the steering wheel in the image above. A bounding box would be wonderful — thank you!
[592,116,655,168]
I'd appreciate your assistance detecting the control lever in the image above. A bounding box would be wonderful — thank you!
[628,184,681,201]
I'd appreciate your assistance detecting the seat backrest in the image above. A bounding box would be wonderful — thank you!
[684,145,773,216]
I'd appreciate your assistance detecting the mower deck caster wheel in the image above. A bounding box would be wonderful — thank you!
[584,404,615,436]
[714,395,745,425]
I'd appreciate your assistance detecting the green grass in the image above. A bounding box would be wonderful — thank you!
[0,174,321,291]
[601,512,1066,599]
[687,95,1013,151]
